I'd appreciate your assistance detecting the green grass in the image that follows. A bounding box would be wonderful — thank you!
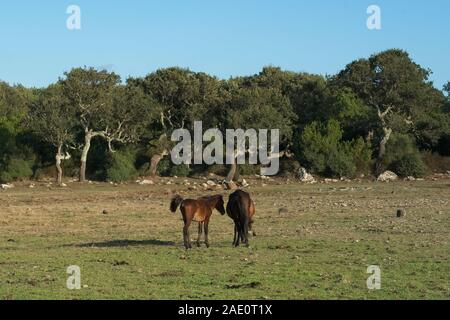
[0,178,449,300]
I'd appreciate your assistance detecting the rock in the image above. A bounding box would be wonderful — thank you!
[278,208,289,215]
[405,176,416,181]
[396,209,405,218]
[241,179,249,188]
[206,180,216,186]
[61,183,68,187]
[1,184,14,190]
[102,209,109,215]
[324,178,339,183]
[298,167,315,183]
[377,171,398,182]
[225,181,238,190]
[138,179,154,185]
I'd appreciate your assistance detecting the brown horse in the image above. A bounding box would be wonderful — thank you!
[226,190,256,247]
[170,194,226,249]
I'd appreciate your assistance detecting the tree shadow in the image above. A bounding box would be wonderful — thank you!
[73,239,176,248]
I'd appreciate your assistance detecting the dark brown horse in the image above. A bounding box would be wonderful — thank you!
[226,190,256,247]
[170,194,226,249]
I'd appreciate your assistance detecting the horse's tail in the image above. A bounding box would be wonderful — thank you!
[238,199,249,241]
[170,195,184,213]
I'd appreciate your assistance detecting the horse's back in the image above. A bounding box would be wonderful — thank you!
[227,190,253,218]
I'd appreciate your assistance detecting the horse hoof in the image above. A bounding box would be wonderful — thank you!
[196,243,201,248]
[205,243,210,248]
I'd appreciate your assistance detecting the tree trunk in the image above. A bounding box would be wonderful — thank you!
[226,161,237,182]
[79,131,93,182]
[375,127,392,175]
[55,144,63,186]
[149,154,164,178]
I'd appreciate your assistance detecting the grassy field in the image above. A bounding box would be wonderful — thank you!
[0,176,449,300]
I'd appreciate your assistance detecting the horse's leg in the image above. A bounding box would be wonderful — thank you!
[234,220,241,247]
[204,220,210,248]
[183,219,192,249]
[233,223,240,247]
[196,222,203,247]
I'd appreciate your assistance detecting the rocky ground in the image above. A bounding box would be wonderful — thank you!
[0,175,449,299]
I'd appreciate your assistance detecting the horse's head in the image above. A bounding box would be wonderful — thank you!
[215,195,226,215]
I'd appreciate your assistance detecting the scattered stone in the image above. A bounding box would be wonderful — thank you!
[298,167,315,183]
[225,181,238,190]
[377,171,398,182]
[1,184,14,190]
[396,209,405,218]
[278,208,289,215]
[137,179,154,185]
[405,176,416,181]
[241,179,249,188]
[206,180,216,186]
[60,183,68,187]
[102,209,109,215]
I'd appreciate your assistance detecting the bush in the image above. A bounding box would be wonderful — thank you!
[384,134,428,177]
[422,151,450,173]
[390,154,428,178]
[279,159,301,177]
[238,164,259,176]
[169,164,191,177]
[298,120,372,178]
[156,158,171,176]
[0,158,34,183]
[106,151,138,182]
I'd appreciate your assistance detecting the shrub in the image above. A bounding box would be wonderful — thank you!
[390,153,427,178]
[156,158,171,176]
[206,164,228,176]
[106,151,138,182]
[422,151,450,173]
[0,158,33,183]
[169,164,191,177]
[384,134,428,177]
[326,147,356,178]
[238,164,259,176]
[279,159,301,177]
[298,120,372,178]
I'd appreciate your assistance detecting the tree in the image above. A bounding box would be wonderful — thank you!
[60,68,121,182]
[332,49,441,174]
[0,82,35,182]
[106,83,156,152]
[131,68,225,177]
[28,85,75,185]
[222,86,296,182]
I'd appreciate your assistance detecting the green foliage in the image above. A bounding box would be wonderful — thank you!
[106,151,138,182]
[238,164,259,176]
[169,164,191,177]
[0,158,33,183]
[279,159,301,177]
[156,158,171,176]
[422,151,450,173]
[383,134,428,177]
[298,120,372,177]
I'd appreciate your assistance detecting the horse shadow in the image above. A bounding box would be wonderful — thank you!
[73,239,176,248]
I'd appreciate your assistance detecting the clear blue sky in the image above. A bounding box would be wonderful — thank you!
[0,0,449,89]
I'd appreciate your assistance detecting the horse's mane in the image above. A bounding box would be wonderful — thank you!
[200,195,222,206]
